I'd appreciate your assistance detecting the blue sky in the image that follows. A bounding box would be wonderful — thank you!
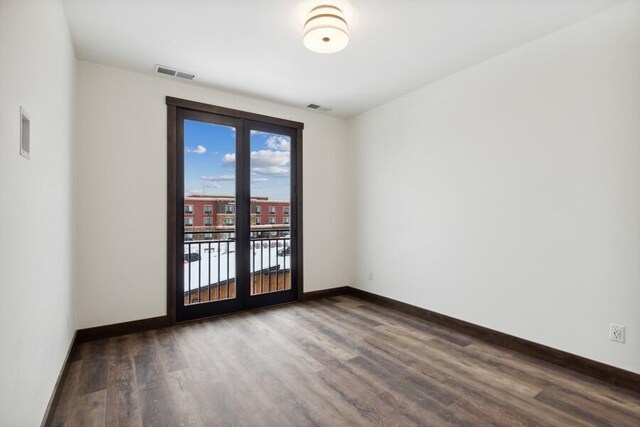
[184,120,291,200]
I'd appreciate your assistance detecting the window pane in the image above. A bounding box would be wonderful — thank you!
[249,130,291,296]
[184,120,237,304]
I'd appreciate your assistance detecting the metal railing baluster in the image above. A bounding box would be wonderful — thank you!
[276,236,280,290]
[252,236,256,295]
[188,242,192,304]
[268,238,272,292]
[198,242,202,303]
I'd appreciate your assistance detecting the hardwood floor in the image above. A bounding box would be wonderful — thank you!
[50,296,640,426]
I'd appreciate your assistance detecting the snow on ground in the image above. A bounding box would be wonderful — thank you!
[184,240,290,291]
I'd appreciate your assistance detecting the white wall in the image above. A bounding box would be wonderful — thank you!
[350,0,640,374]
[0,0,77,425]
[75,61,352,328]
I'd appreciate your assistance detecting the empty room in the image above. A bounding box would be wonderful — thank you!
[1,0,640,425]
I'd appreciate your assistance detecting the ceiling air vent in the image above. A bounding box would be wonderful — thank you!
[306,103,332,112]
[176,71,196,80]
[155,64,196,80]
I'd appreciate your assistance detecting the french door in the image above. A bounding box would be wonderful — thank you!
[169,99,302,322]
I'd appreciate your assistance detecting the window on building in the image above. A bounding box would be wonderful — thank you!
[283,206,290,215]
[225,204,235,214]
[255,217,261,225]
[283,217,290,225]
[255,206,261,214]
[269,206,275,214]
[185,217,193,226]
[204,217,213,226]
[204,205,213,215]
[225,217,234,226]
[269,217,276,224]
[185,204,193,214]
[204,233,213,240]
[185,233,193,241]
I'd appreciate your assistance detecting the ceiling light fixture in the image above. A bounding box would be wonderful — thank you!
[303,5,349,54]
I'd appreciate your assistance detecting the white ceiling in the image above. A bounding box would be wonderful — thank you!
[62,0,623,118]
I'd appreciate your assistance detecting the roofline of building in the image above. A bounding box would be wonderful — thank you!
[185,195,290,203]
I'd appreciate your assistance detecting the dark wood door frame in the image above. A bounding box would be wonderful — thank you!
[166,96,304,323]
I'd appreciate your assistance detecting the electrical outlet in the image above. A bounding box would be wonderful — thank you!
[610,324,625,343]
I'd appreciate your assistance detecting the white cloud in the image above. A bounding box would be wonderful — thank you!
[266,136,290,152]
[251,150,290,176]
[200,174,235,181]
[205,182,221,189]
[222,149,290,176]
[250,130,272,136]
[253,166,289,176]
[186,145,207,154]
[251,150,289,167]
[252,177,268,183]
[222,153,236,165]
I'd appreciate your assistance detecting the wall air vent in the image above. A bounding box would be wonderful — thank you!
[155,64,196,80]
[306,103,332,112]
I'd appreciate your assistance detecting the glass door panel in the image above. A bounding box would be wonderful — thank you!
[177,109,244,322]
[249,130,292,295]
[184,119,237,305]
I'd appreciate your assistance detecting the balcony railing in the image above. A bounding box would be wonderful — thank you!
[183,229,291,305]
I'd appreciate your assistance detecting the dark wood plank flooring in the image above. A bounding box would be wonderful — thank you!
[50,296,640,426]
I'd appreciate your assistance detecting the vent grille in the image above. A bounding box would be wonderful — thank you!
[155,64,196,80]
[156,66,176,76]
[176,71,196,80]
[307,103,331,112]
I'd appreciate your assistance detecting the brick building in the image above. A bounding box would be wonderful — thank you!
[184,195,290,240]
